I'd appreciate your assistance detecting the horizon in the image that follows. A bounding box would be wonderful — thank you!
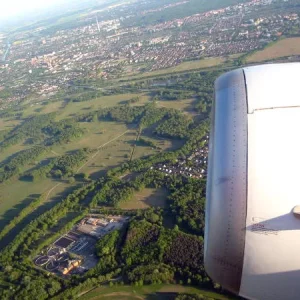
[0,0,64,21]
[0,0,113,31]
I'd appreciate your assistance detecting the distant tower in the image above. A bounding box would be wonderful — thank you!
[96,16,100,33]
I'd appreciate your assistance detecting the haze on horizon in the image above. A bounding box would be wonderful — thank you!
[0,0,116,31]
[0,0,64,21]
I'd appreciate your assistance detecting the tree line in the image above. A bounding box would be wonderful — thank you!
[22,148,91,181]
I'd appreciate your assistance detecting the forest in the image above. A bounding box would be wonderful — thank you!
[94,217,207,286]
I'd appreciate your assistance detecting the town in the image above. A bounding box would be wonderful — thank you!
[154,136,209,179]
[0,0,299,110]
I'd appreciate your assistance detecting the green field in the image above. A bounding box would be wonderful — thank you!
[21,93,151,119]
[157,98,197,116]
[0,118,20,130]
[0,94,193,238]
[0,121,149,230]
[119,188,169,210]
[122,57,226,81]
[0,92,151,228]
[81,284,235,300]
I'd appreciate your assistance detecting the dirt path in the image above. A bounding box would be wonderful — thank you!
[44,129,130,201]
[45,182,63,201]
[76,129,130,173]
[51,150,60,156]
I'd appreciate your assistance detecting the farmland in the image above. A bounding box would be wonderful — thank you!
[247,37,300,63]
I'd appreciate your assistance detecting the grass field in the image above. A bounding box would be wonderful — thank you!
[0,94,189,241]
[0,121,156,232]
[157,98,195,112]
[0,122,130,224]
[123,57,226,81]
[119,188,169,210]
[21,93,151,119]
[0,178,58,228]
[0,118,21,131]
[0,142,31,163]
[247,37,300,62]
[81,284,235,300]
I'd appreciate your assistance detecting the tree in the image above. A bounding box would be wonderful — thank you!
[68,177,76,184]
[83,173,90,181]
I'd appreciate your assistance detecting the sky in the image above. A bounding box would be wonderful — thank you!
[0,0,63,20]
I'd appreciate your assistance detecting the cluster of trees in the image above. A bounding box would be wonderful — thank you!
[0,113,56,151]
[139,102,167,128]
[152,89,192,101]
[155,111,193,139]
[43,119,85,146]
[127,264,174,285]
[54,149,90,175]
[94,216,208,286]
[76,101,192,141]
[0,109,23,119]
[93,230,123,275]
[0,129,10,143]
[76,100,199,142]
[23,148,91,181]
[104,105,145,124]
[138,137,159,149]
[122,96,140,105]
[0,146,48,183]
[64,90,101,103]
[91,178,135,207]
[169,181,206,235]
[123,71,218,119]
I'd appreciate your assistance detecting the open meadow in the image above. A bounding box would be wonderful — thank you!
[119,188,169,210]
[120,57,226,81]
[21,93,151,119]
[0,121,148,231]
[0,93,194,244]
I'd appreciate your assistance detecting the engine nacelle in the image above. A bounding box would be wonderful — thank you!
[205,63,300,300]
